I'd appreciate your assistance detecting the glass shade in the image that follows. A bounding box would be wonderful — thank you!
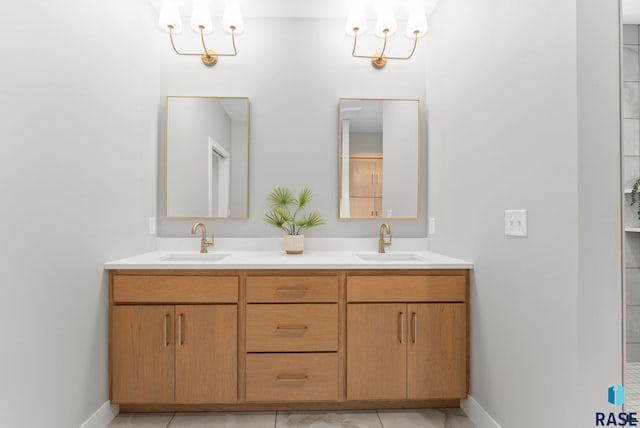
[405,7,428,38]
[375,5,397,37]
[345,5,367,36]
[190,0,213,34]
[159,0,182,33]
[222,3,244,34]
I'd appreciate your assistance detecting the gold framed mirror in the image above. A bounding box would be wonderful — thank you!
[165,96,249,219]
[338,98,420,219]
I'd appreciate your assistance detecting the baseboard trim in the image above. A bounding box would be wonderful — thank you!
[79,401,119,428]
[461,395,501,428]
[120,399,460,413]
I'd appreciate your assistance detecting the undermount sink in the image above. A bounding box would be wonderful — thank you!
[357,253,425,262]
[159,253,230,262]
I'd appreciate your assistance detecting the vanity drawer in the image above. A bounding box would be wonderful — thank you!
[246,304,338,352]
[246,353,338,402]
[347,274,466,303]
[246,276,338,303]
[112,275,238,303]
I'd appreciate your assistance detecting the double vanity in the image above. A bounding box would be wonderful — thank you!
[105,249,472,412]
[115,66,468,413]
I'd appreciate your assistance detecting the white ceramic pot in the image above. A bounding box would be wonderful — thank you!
[284,234,304,254]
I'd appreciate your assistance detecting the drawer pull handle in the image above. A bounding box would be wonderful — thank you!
[276,325,308,332]
[275,288,309,294]
[178,313,184,346]
[398,312,404,344]
[411,312,417,344]
[163,314,170,347]
[276,375,309,383]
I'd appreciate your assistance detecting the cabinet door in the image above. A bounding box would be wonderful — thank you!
[349,158,379,197]
[349,197,381,218]
[112,305,174,403]
[373,158,383,196]
[347,303,407,400]
[175,305,237,403]
[407,303,467,399]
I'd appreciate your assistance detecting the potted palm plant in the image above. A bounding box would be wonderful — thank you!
[264,187,325,254]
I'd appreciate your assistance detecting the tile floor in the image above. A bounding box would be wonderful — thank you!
[626,362,640,410]
[107,409,476,428]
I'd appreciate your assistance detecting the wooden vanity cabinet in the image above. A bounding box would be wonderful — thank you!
[346,273,468,401]
[109,269,469,410]
[110,273,238,404]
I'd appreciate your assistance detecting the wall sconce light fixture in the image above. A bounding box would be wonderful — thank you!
[159,0,243,67]
[347,3,427,69]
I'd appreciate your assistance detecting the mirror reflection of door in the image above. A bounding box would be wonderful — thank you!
[208,137,230,217]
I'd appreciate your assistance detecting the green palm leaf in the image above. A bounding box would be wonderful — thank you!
[297,188,312,210]
[263,187,325,236]
[298,212,325,231]
[268,187,293,208]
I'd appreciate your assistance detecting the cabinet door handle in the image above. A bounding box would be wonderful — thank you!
[275,288,308,294]
[276,375,309,383]
[178,313,184,346]
[398,312,404,344]
[371,175,374,184]
[411,312,417,344]
[163,314,170,347]
[276,325,308,332]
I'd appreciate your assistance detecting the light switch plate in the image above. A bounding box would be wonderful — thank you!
[428,218,436,235]
[148,217,157,235]
[505,210,527,237]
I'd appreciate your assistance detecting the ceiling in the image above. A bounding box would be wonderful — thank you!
[624,0,640,24]
[148,1,640,33]
[147,0,440,20]
[341,99,383,133]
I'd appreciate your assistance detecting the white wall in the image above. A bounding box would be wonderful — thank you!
[350,132,383,153]
[0,1,159,427]
[230,120,249,217]
[158,17,428,237]
[425,0,620,425]
[577,0,622,423]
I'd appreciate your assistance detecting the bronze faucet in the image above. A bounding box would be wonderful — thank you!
[378,223,392,253]
[191,222,214,253]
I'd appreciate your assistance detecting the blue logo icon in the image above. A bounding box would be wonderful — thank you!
[596,385,636,426]
[609,384,625,407]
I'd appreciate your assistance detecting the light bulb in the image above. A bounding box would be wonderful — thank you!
[190,0,213,34]
[375,4,397,38]
[222,3,244,34]
[406,7,428,38]
[158,0,182,33]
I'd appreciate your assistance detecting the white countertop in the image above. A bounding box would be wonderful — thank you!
[104,250,473,270]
